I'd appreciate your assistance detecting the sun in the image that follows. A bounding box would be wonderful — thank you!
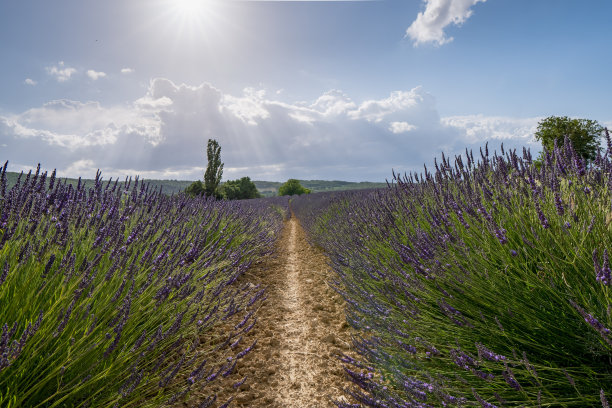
[174,0,206,15]
[166,0,219,29]
[156,0,230,46]
[172,0,217,19]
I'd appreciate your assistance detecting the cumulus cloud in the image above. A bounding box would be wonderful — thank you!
[406,0,486,46]
[0,78,541,182]
[24,78,37,86]
[45,61,77,82]
[442,115,539,143]
[389,121,416,134]
[86,70,107,80]
[121,68,134,74]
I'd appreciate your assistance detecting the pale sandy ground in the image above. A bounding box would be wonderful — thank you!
[206,215,356,407]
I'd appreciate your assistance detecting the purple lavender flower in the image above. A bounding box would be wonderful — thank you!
[596,249,611,285]
[563,368,576,387]
[494,228,508,245]
[584,313,610,335]
[233,375,248,388]
[236,339,257,359]
[472,389,498,408]
[554,191,565,215]
[502,368,521,391]
[535,202,549,229]
[570,300,612,345]
[476,343,506,362]
[0,262,8,286]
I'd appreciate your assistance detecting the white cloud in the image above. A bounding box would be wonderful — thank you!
[222,88,271,125]
[121,68,134,74]
[24,78,37,86]
[0,78,543,182]
[406,0,486,46]
[45,61,77,82]
[349,88,427,122]
[389,121,416,134]
[86,70,107,80]
[442,115,539,143]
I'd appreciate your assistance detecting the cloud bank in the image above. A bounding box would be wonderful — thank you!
[406,0,486,46]
[0,78,538,181]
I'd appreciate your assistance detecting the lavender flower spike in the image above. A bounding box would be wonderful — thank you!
[596,249,611,285]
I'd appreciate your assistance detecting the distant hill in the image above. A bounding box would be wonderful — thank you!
[1,171,389,196]
[253,180,390,197]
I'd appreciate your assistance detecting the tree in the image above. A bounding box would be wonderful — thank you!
[185,139,224,198]
[221,177,261,200]
[535,116,604,163]
[278,179,310,196]
[204,139,223,198]
[184,180,205,197]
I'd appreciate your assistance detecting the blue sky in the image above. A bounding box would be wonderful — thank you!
[1,0,611,181]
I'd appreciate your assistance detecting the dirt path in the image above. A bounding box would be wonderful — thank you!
[213,215,355,407]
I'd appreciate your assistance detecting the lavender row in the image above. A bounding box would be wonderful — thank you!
[0,163,288,407]
[293,136,612,407]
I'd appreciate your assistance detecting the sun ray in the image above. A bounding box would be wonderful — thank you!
[166,0,219,29]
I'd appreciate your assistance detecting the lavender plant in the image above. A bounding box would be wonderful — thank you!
[0,163,288,407]
[294,135,612,407]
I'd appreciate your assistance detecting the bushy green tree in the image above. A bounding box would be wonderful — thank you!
[535,116,603,163]
[278,179,310,196]
[221,177,261,200]
[184,180,205,197]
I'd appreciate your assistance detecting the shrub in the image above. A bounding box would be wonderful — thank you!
[278,179,310,196]
[184,180,205,196]
[221,177,261,200]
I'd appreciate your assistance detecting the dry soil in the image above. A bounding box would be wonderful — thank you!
[210,215,356,407]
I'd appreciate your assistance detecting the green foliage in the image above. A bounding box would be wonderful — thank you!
[0,169,286,407]
[1,171,387,198]
[221,177,261,200]
[185,139,224,198]
[292,147,612,406]
[204,139,223,199]
[535,116,604,163]
[278,179,311,196]
[184,180,205,197]
[251,180,389,197]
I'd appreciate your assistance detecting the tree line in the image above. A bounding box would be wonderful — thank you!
[185,139,310,199]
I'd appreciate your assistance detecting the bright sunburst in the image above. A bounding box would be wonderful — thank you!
[167,0,218,29]
[174,0,207,15]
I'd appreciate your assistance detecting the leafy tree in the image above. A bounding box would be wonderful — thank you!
[185,139,224,198]
[184,180,205,197]
[204,139,223,198]
[535,116,604,163]
[221,177,261,200]
[278,179,311,196]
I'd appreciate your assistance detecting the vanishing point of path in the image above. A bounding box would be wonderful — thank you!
[213,214,355,407]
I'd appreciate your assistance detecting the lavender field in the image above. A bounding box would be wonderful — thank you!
[292,136,612,407]
[4,1,612,407]
[0,165,288,407]
[2,134,612,407]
